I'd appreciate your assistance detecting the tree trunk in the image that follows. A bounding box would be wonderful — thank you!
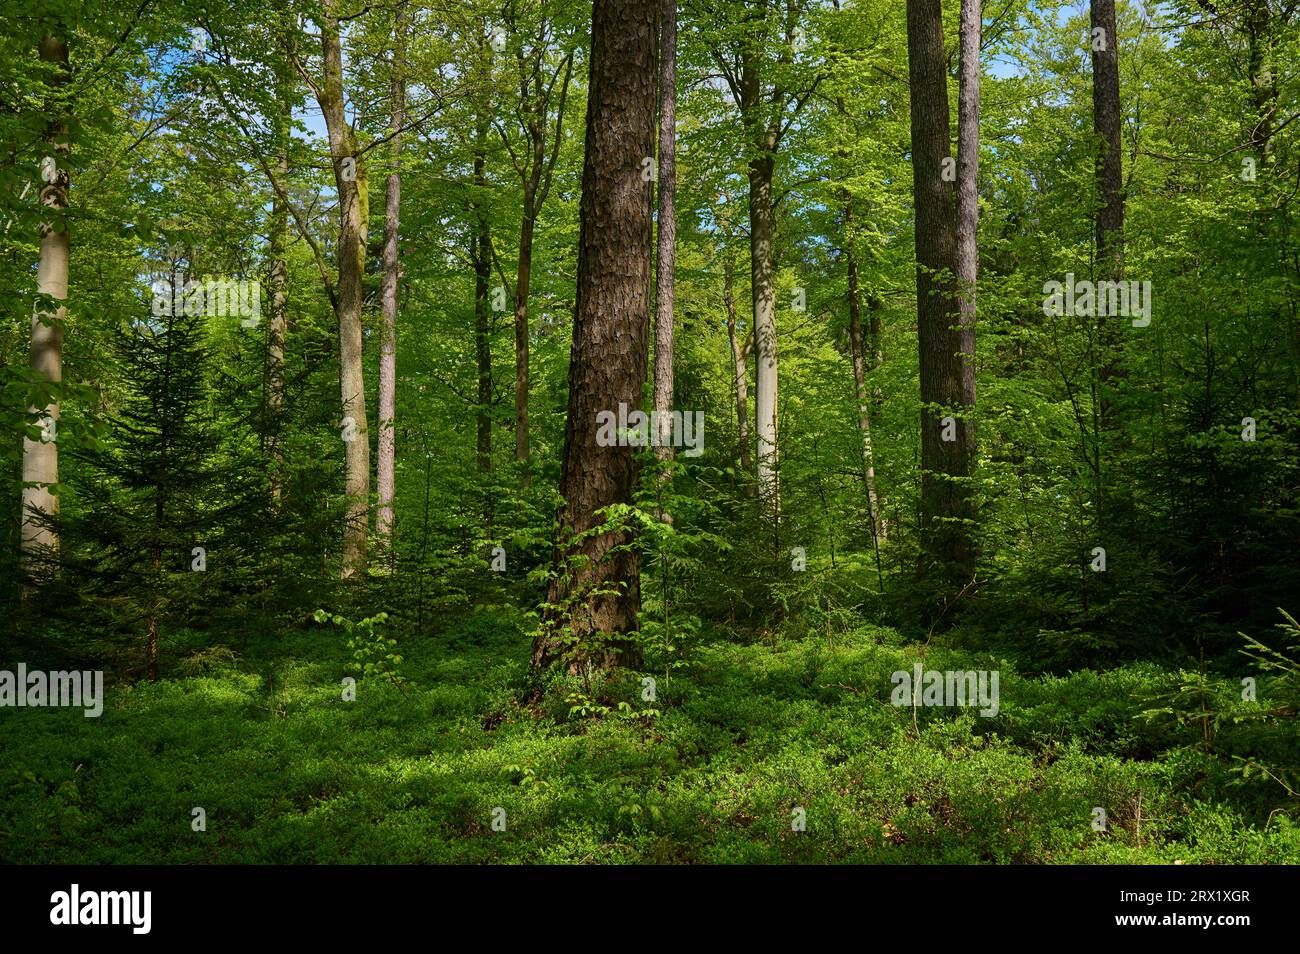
[1090,0,1125,501]
[724,259,752,474]
[535,0,657,672]
[845,213,883,541]
[740,47,779,512]
[318,1,370,578]
[748,155,779,511]
[1090,0,1124,279]
[652,0,677,463]
[267,144,289,504]
[906,0,975,581]
[375,1,408,551]
[954,0,980,535]
[514,209,533,462]
[507,45,572,466]
[473,126,493,476]
[21,33,70,569]
[1245,0,1277,165]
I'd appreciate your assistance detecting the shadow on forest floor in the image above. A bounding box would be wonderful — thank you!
[1,606,1296,864]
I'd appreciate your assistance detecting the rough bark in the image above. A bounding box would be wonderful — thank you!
[534,0,657,672]
[1090,0,1124,278]
[652,0,677,462]
[21,33,70,568]
[318,1,370,578]
[906,0,975,580]
[375,1,408,550]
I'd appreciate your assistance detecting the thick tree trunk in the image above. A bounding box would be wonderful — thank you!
[906,0,975,581]
[21,34,70,568]
[535,0,657,672]
[845,218,883,541]
[375,2,407,550]
[318,1,370,578]
[652,0,677,462]
[724,260,752,474]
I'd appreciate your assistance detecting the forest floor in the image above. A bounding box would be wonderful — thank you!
[2,608,1296,864]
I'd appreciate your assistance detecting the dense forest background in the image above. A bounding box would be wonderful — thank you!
[1,0,1298,864]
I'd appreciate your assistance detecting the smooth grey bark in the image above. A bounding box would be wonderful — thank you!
[375,0,407,549]
[317,0,371,578]
[845,210,883,541]
[724,259,753,476]
[21,33,70,568]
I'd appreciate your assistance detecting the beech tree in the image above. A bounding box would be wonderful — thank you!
[307,0,372,578]
[20,32,70,568]
[376,1,410,551]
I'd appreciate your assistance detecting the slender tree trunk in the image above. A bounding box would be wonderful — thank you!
[739,46,780,512]
[954,0,980,535]
[473,128,493,475]
[1245,0,1276,165]
[375,1,408,551]
[724,260,752,474]
[267,144,289,503]
[906,0,975,581]
[509,47,572,466]
[514,208,533,462]
[845,212,883,540]
[535,0,657,672]
[869,289,884,387]
[653,0,677,463]
[21,33,70,570]
[748,148,778,507]
[318,1,370,578]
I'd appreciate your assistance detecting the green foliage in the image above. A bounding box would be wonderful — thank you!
[1,620,1295,864]
[313,609,405,689]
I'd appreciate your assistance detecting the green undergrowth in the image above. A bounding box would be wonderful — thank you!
[1,609,1295,864]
